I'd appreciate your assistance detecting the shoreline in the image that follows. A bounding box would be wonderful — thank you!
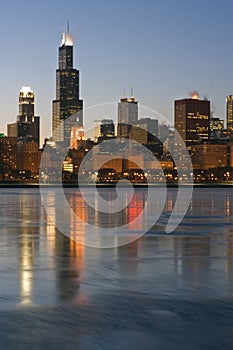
[0,182,233,188]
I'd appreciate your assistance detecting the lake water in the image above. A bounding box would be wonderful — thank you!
[0,187,233,349]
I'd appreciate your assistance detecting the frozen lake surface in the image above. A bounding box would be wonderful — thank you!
[0,187,233,349]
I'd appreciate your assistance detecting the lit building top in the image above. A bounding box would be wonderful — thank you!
[20,87,34,99]
[191,92,199,100]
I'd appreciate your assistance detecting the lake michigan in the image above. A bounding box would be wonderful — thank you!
[0,187,233,349]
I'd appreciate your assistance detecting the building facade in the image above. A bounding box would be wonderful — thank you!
[191,143,227,170]
[52,25,83,147]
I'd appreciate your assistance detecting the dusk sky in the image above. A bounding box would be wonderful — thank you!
[0,0,232,143]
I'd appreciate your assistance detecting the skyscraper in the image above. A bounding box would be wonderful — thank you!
[117,94,138,138]
[52,24,83,147]
[174,93,210,149]
[226,95,233,134]
[7,87,40,144]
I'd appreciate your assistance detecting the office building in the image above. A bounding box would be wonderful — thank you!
[17,140,41,174]
[226,95,233,135]
[210,117,225,140]
[129,118,158,144]
[7,87,40,144]
[174,94,210,149]
[191,143,227,170]
[0,136,17,178]
[52,24,83,147]
[100,119,115,139]
[117,94,138,138]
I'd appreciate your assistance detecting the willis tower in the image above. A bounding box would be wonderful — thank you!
[52,23,83,147]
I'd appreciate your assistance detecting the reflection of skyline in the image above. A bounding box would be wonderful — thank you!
[2,187,232,307]
[66,189,147,230]
[44,191,85,301]
[18,191,39,305]
[19,228,34,305]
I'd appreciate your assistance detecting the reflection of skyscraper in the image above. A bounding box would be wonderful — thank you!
[175,94,210,149]
[117,94,138,138]
[52,24,83,147]
[226,95,233,134]
[7,87,40,144]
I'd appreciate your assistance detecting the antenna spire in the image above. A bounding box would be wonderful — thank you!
[60,22,66,46]
[67,20,70,33]
[131,86,134,97]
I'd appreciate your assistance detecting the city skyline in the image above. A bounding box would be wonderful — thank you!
[0,0,232,143]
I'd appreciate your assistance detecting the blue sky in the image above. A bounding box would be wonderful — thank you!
[0,0,232,142]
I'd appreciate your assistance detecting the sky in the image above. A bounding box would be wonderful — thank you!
[0,0,232,143]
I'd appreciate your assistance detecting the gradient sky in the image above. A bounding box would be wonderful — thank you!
[0,0,232,143]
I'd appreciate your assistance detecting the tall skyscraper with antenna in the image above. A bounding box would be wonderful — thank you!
[52,23,83,147]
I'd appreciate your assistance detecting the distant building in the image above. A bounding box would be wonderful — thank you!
[123,155,144,171]
[129,118,158,144]
[230,143,233,167]
[158,123,170,142]
[7,87,40,144]
[94,120,102,142]
[70,126,84,149]
[0,136,17,178]
[17,140,41,174]
[226,95,233,137]
[94,119,115,142]
[191,143,227,170]
[175,94,210,150]
[117,94,138,138]
[92,155,123,173]
[100,119,115,139]
[52,24,83,147]
[144,160,173,170]
[210,117,225,140]
[210,117,224,132]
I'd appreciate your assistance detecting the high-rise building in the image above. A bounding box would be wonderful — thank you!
[210,117,224,132]
[0,136,17,178]
[94,120,102,142]
[17,140,41,174]
[226,95,233,134]
[93,119,115,142]
[52,24,83,147]
[7,87,40,144]
[174,94,210,149]
[210,117,225,140]
[100,119,115,139]
[130,118,158,144]
[117,94,138,138]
